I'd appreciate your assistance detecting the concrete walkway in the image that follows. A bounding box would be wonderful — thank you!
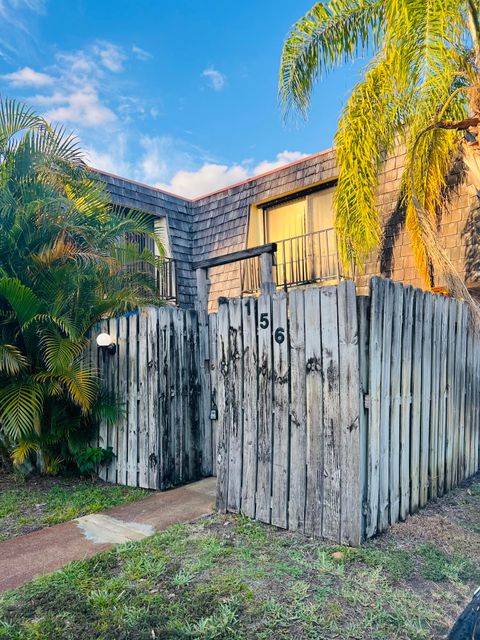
[0,477,216,593]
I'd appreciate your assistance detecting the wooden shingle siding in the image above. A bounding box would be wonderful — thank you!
[94,145,479,311]
[95,171,196,308]
[193,152,338,309]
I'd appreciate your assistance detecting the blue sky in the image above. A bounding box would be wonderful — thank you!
[0,0,363,198]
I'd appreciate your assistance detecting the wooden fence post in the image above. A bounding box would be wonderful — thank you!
[195,267,213,476]
[260,251,276,296]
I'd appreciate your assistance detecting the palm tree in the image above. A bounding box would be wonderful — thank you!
[0,98,164,472]
[279,0,480,296]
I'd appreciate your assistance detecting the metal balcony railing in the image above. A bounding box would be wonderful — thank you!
[157,257,177,303]
[125,230,177,303]
[241,228,339,294]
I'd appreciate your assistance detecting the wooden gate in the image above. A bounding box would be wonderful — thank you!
[210,281,363,545]
[90,306,212,490]
[212,278,480,545]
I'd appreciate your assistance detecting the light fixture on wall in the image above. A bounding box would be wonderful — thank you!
[96,332,116,355]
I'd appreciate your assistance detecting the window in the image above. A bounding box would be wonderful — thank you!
[246,185,338,288]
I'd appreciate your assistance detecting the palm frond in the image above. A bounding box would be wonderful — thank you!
[0,344,29,375]
[41,330,87,372]
[0,380,43,440]
[279,0,384,117]
[0,97,46,151]
[0,277,41,327]
[35,361,98,412]
[11,440,38,465]
[334,53,403,269]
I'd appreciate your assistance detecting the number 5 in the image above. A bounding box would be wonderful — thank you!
[259,313,269,329]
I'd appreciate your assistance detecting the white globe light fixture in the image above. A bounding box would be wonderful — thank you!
[96,332,116,354]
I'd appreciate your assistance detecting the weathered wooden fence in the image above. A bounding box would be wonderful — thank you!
[91,275,480,544]
[212,278,480,544]
[363,278,480,537]
[211,281,363,545]
[90,307,212,489]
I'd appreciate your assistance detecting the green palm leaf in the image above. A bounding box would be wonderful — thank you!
[0,277,41,327]
[0,380,43,440]
[280,0,479,295]
[0,344,29,375]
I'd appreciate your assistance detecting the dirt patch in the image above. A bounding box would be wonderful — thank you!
[375,475,480,560]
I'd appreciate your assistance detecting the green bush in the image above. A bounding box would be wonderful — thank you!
[0,98,164,473]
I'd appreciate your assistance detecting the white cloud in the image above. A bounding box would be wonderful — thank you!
[201,67,226,91]
[132,45,152,61]
[85,134,199,185]
[40,88,117,127]
[2,65,53,86]
[254,150,309,174]
[83,133,130,176]
[156,163,248,198]
[56,50,97,79]
[0,0,45,61]
[155,151,309,198]
[20,41,128,128]
[3,0,45,14]
[93,41,125,72]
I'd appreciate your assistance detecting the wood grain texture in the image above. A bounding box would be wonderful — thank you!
[420,293,433,508]
[215,300,230,512]
[389,283,404,524]
[116,315,128,486]
[303,287,323,537]
[146,308,159,489]
[256,294,274,524]
[208,312,218,477]
[106,317,118,484]
[227,298,243,513]
[127,313,139,486]
[288,290,307,533]
[271,291,290,529]
[378,280,393,531]
[137,311,149,488]
[399,286,414,520]
[241,298,258,518]
[338,281,361,545]
[410,290,424,513]
[366,277,383,537]
[320,286,341,542]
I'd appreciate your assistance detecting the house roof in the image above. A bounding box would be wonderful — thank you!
[90,147,335,203]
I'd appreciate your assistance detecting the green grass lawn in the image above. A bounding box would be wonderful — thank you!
[0,475,149,541]
[1,477,479,639]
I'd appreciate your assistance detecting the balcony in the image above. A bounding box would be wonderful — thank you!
[156,257,177,303]
[125,229,177,303]
[241,228,339,294]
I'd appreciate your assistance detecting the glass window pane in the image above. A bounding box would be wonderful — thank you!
[265,198,306,285]
[308,187,337,278]
[309,186,335,231]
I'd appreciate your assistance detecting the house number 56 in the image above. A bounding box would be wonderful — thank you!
[258,314,285,344]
